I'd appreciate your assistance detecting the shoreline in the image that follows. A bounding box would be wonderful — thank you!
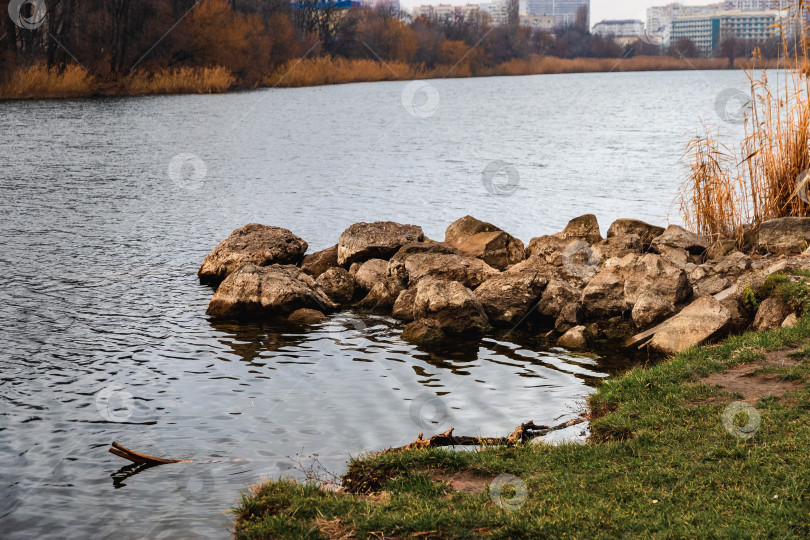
[206,214,810,537]
[233,307,810,538]
[0,55,781,102]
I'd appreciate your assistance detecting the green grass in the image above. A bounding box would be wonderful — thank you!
[233,318,810,539]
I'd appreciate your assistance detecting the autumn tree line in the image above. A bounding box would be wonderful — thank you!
[0,0,784,96]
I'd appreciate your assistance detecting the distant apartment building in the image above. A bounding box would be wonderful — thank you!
[363,0,401,8]
[525,0,589,28]
[480,0,510,26]
[670,10,779,54]
[646,3,723,47]
[412,3,480,20]
[592,19,644,38]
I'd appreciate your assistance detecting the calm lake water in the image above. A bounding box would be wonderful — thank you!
[0,70,750,538]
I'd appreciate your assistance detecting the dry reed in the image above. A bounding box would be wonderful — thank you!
[123,66,235,95]
[0,63,95,99]
[679,4,810,241]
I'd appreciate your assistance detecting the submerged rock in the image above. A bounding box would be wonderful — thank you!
[401,319,445,344]
[412,278,490,335]
[199,224,308,286]
[207,264,335,319]
[337,221,424,266]
[287,308,328,325]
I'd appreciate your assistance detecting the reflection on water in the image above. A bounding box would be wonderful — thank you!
[0,70,748,538]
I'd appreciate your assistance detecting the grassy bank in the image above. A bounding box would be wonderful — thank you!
[0,55,779,101]
[233,275,810,538]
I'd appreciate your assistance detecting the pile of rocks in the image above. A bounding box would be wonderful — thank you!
[198,215,810,355]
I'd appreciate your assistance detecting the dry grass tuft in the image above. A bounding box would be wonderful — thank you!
[0,63,95,99]
[265,56,425,87]
[123,66,235,95]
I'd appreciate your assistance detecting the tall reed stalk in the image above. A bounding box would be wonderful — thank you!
[680,1,810,241]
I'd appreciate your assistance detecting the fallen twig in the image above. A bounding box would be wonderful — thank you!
[109,442,193,465]
[385,418,587,453]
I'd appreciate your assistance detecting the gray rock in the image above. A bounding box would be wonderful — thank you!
[316,267,355,305]
[394,252,500,289]
[199,224,308,286]
[300,245,338,278]
[474,271,549,325]
[207,264,335,319]
[337,221,424,266]
[557,325,591,349]
[606,219,665,249]
[392,288,417,321]
[650,296,731,355]
[757,217,810,254]
[650,225,709,256]
[412,278,490,335]
[351,259,388,292]
[753,297,790,331]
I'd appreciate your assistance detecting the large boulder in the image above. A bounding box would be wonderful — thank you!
[650,296,731,355]
[444,216,524,270]
[394,253,499,289]
[315,267,355,305]
[388,242,460,282]
[650,225,709,263]
[474,271,549,325]
[337,222,424,266]
[756,217,810,254]
[581,255,636,319]
[606,219,665,249]
[560,214,602,244]
[199,224,308,286]
[598,234,643,260]
[207,264,336,319]
[623,254,691,327]
[351,259,388,292]
[412,278,490,335]
[300,245,338,278]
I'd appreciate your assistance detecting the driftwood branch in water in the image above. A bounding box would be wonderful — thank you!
[109,442,193,465]
[386,418,587,453]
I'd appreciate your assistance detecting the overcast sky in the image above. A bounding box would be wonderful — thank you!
[399,0,722,27]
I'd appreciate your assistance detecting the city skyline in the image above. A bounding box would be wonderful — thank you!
[399,0,728,28]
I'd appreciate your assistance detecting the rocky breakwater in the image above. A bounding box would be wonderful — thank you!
[198,215,810,355]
